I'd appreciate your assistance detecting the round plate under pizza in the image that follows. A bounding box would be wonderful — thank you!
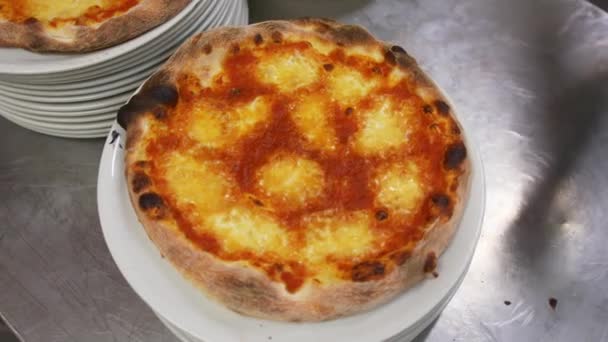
[98,117,484,342]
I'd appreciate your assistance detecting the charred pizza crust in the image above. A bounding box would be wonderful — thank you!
[0,0,190,52]
[120,19,471,321]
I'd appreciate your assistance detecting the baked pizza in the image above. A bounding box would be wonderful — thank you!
[119,18,470,321]
[0,0,191,52]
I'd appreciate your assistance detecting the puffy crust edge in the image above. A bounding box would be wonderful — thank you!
[123,19,472,321]
[0,0,190,52]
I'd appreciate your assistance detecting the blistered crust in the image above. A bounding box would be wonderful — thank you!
[122,19,471,321]
[0,0,190,52]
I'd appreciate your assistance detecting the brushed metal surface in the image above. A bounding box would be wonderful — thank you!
[1,0,607,341]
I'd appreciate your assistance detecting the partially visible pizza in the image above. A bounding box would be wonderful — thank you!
[0,0,191,52]
[119,19,470,321]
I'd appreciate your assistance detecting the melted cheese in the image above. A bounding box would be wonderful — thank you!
[302,211,374,264]
[163,153,231,213]
[354,99,410,155]
[205,207,292,256]
[291,95,337,151]
[257,155,325,207]
[189,96,271,148]
[376,163,424,213]
[256,50,321,92]
[327,67,377,106]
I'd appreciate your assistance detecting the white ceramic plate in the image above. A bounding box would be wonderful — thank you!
[2,44,174,85]
[1,113,109,138]
[97,111,485,342]
[0,79,145,103]
[0,91,131,112]
[0,99,123,116]
[237,0,249,25]
[4,107,116,123]
[0,71,149,97]
[0,0,203,75]
[1,110,113,130]
[228,0,246,26]
[0,62,154,92]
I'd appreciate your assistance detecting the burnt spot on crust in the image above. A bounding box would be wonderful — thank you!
[384,50,397,66]
[117,82,178,129]
[444,142,467,170]
[431,193,451,209]
[253,33,264,45]
[352,261,385,282]
[251,197,264,207]
[138,192,165,218]
[345,107,354,115]
[132,172,151,193]
[271,31,283,43]
[423,104,433,114]
[151,107,167,120]
[434,100,450,115]
[323,63,334,71]
[423,252,438,273]
[135,160,149,168]
[375,209,389,221]
[390,250,412,265]
[147,84,179,107]
[202,43,212,54]
[390,45,407,54]
[429,123,441,134]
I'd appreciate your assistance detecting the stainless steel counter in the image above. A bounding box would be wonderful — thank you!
[1,0,607,341]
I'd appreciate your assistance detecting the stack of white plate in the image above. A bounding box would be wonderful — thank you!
[0,0,248,139]
[98,118,486,342]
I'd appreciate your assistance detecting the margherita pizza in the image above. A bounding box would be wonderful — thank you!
[0,0,190,52]
[119,19,470,321]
